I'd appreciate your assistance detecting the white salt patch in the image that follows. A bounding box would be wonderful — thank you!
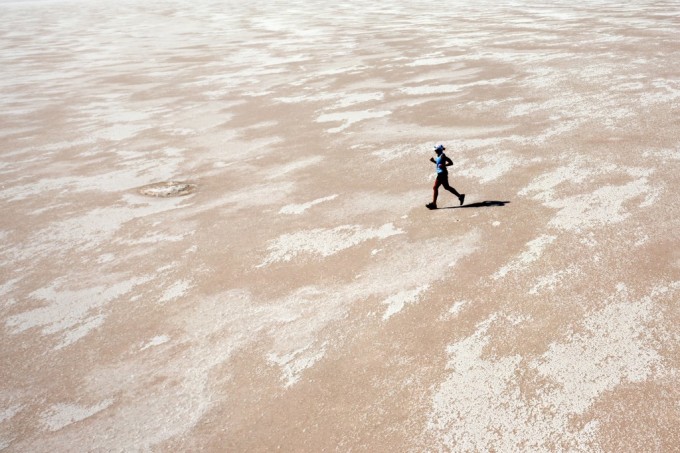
[159,280,192,303]
[509,102,539,117]
[5,276,151,347]
[616,282,628,294]
[264,231,480,386]
[640,78,680,106]
[55,314,105,350]
[94,124,148,141]
[0,278,20,302]
[42,399,113,432]
[426,293,660,450]
[518,159,612,203]
[531,298,661,414]
[642,147,680,161]
[267,345,327,388]
[371,143,420,162]
[279,194,338,215]
[12,194,186,261]
[243,90,274,97]
[102,111,150,123]
[274,92,338,104]
[406,56,465,67]
[456,151,520,183]
[400,85,462,95]
[213,161,234,169]
[401,78,510,96]
[492,221,501,227]
[639,184,661,208]
[493,235,556,280]
[167,128,196,136]
[0,404,22,424]
[140,335,170,351]
[15,234,480,447]
[124,233,188,245]
[266,155,323,180]
[634,234,650,247]
[522,119,582,145]
[547,179,652,232]
[529,266,580,295]
[96,254,115,264]
[244,120,278,130]
[382,285,429,320]
[257,223,403,267]
[330,92,383,109]
[448,300,469,317]
[71,290,268,449]
[315,110,391,133]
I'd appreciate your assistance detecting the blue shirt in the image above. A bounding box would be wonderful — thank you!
[435,153,447,174]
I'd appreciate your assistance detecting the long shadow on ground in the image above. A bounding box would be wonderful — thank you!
[442,200,510,209]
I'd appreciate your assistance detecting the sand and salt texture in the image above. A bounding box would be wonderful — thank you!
[1,0,679,451]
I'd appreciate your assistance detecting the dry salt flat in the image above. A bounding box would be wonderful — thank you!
[1,0,679,451]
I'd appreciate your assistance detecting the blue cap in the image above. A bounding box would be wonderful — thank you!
[434,144,445,152]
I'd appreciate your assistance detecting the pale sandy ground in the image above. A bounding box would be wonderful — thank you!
[1,0,679,451]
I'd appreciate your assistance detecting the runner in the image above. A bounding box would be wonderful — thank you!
[426,144,465,209]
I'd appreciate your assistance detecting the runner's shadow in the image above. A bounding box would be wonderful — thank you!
[442,200,510,209]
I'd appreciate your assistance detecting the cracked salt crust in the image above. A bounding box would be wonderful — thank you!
[426,291,661,451]
[530,297,661,414]
[547,179,653,232]
[519,160,661,225]
[257,223,403,267]
[279,194,338,215]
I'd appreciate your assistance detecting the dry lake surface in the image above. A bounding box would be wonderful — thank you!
[1,0,679,451]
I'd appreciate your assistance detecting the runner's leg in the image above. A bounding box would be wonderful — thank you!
[441,175,461,197]
[432,177,442,204]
